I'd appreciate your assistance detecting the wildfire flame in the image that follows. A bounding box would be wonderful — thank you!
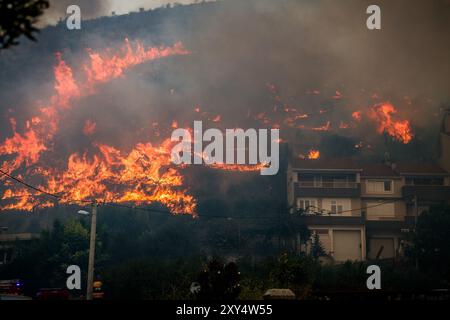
[370,102,413,144]
[208,163,268,172]
[307,149,320,159]
[1,39,195,214]
[83,120,97,136]
[352,111,362,122]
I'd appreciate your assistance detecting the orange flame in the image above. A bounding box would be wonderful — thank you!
[1,40,195,214]
[352,111,362,122]
[370,102,413,144]
[84,39,189,85]
[307,149,320,159]
[208,163,267,172]
[83,120,97,136]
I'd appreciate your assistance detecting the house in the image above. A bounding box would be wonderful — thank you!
[0,228,38,265]
[361,164,406,260]
[286,158,450,263]
[287,158,366,262]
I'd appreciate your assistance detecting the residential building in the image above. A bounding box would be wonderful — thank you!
[287,158,366,262]
[361,164,405,260]
[287,158,450,263]
[0,228,38,265]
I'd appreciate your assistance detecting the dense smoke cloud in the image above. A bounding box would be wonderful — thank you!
[0,0,449,214]
[1,0,450,160]
[40,0,112,25]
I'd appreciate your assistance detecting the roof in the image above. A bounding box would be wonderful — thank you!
[0,233,39,242]
[395,162,449,175]
[361,164,399,177]
[290,158,448,176]
[290,158,361,171]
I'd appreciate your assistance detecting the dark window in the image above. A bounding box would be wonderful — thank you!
[405,177,444,186]
[384,180,392,191]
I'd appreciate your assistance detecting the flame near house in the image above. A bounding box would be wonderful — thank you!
[370,102,413,144]
[307,149,320,160]
[0,39,416,214]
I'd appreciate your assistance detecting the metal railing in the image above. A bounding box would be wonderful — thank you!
[297,181,359,188]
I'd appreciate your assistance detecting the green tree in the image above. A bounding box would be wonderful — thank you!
[411,205,450,284]
[0,219,91,296]
[310,232,326,259]
[268,253,317,298]
[0,0,49,49]
[196,258,241,300]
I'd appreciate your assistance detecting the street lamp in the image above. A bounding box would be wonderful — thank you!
[77,202,97,300]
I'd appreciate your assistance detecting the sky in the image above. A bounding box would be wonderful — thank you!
[41,0,204,25]
[108,0,198,14]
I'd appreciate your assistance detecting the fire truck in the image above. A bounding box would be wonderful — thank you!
[0,279,23,295]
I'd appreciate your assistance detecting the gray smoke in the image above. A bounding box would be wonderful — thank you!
[40,0,112,25]
[1,0,450,161]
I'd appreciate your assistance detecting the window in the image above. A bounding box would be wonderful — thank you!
[330,200,343,214]
[366,180,393,194]
[366,202,395,219]
[298,175,315,187]
[297,198,317,212]
[405,177,443,186]
[322,175,352,188]
[322,199,351,215]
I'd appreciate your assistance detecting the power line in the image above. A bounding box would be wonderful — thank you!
[0,167,277,218]
[1,168,413,219]
[303,196,410,216]
[0,168,66,201]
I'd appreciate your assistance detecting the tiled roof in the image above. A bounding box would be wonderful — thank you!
[0,233,39,242]
[395,162,448,175]
[290,158,448,175]
[290,158,361,170]
[361,164,399,177]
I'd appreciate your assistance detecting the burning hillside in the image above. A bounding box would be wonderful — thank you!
[0,37,424,214]
[0,39,196,213]
[0,0,448,216]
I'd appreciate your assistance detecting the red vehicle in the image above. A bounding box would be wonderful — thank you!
[0,279,23,295]
[35,288,70,300]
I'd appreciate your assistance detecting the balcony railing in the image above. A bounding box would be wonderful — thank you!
[297,181,359,188]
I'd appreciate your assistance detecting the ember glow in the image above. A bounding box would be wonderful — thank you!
[307,149,320,159]
[352,111,362,122]
[370,102,413,144]
[83,120,97,136]
[208,163,268,172]
[0,39,195,214]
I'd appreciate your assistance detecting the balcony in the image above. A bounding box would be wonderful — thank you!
[294,181,361,198]
[402,185,450,201]
[297,181,358,188]
[298,214,365,226]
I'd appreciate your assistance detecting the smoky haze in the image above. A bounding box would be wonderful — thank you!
[40,0,112,25]
[1,0,450,164]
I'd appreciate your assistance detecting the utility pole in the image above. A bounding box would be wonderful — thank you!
[86,202,97,300]
[413,195,419,269]
[414,195,418,227]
